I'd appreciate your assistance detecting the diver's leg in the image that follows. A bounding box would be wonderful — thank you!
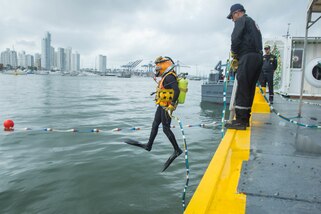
[125,106,161,151]
[145,106,162,151]
[161,108,182,172]
[161,109,181,152]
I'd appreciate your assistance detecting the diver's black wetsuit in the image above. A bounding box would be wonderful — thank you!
[146,73,180,152]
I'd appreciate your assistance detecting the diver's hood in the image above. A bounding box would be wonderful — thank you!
[154,56,175,77]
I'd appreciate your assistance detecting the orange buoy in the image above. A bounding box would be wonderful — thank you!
[4,119,14,131]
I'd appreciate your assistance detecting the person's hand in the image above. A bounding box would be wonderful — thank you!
[230,51,238,59]
[230,51,238,71]
[165,104,176,115]
[231,58,238,71]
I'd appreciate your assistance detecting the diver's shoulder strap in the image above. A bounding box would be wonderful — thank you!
[164,71,177,78]
[159,71,177,88]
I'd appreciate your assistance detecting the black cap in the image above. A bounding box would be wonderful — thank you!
[227,3,245,19]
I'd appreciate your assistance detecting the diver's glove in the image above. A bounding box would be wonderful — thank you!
[231,58,238,71]
[230,51,238,72]
[165,104,176,115]
[230,51,237,59]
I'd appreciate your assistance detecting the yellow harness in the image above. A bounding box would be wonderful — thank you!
[155,71,177,107]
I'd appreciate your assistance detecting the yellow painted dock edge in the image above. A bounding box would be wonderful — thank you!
[185,87,270,214]
[252,87,270,113]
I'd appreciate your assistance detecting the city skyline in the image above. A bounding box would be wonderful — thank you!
[0,32,92,71]
[0,47,103,72]
[0,32,81,71]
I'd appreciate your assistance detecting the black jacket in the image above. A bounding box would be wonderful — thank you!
[231,14,262,58]
[262,54,277,72]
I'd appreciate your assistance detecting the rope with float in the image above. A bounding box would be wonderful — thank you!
[258,85,321,129]
[219,59,234,138]
[275,92,321,107]
[166,111,190,211]
[2,121,220,132]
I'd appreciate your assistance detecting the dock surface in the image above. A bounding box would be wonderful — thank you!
[239,96,321,213]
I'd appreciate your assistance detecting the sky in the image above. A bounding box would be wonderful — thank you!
[1,0,320,74]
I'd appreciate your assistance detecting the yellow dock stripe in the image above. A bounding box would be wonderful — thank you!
[185,128,250,214]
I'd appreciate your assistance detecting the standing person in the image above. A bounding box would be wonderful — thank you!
[225,3,263,130]
[125,56,182,172]
[259,45,278,104]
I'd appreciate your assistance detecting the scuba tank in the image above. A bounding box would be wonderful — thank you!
[177,75,188,104]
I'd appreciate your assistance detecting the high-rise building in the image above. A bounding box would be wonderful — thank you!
[0,48,18,68]
[54,52,58,69]
[72,52,80,71]
[50,46,56,69]
[34,53,41,70]
[18,51,35,68]
[26,54,34,67]
[41,32,51,70]
[98,55,107,73]
[57,48,65,71]
[18,51,26,67]
[64,47,72,71]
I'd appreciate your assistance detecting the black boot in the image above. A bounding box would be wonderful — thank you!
[225,109,248,130]
[225,120,247,130]
[229,119,250,127]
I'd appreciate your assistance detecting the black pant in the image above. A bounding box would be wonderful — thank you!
[235,53,263,123]
[259,71,274,101]
[147,106,180,151]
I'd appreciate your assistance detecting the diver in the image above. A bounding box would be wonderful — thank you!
[125,56,183,172]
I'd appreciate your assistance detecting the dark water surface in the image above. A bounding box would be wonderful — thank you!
[0,75,222,214]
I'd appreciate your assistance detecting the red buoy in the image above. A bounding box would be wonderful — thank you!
[3,119,14,131]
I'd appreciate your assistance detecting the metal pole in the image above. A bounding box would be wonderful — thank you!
[298,10,311,118]
[298,10,310,118]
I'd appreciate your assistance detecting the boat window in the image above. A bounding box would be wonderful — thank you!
[312,63,321,80]
[290,49,303,69]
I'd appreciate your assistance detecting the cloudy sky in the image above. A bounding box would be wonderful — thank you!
[1,0,320,73]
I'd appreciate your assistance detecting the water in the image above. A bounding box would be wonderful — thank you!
[0,74,222,214]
